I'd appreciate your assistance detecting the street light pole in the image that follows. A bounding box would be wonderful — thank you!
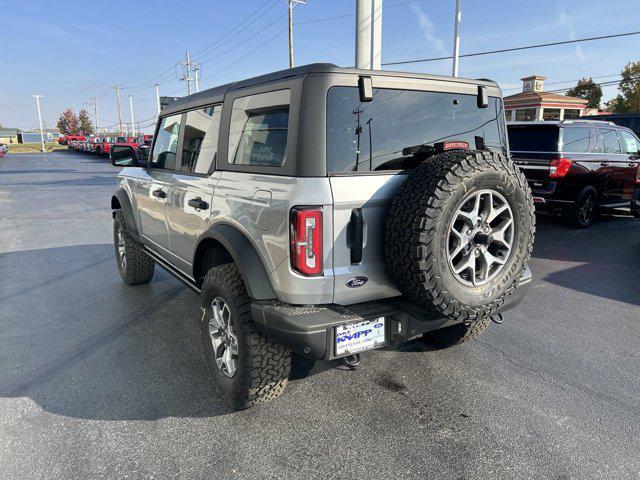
[194,63,200,93]
[355,0,372,69]
[128,94,136,137]
[93,97,99,133]
[452,0,462,77]
[372,0,383,69]
[154,83,161,115]
[31,95,46,153]
[114,85,124,136]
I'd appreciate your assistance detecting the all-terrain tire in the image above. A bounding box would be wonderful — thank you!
[200,264,291,410]
[421,318,492,349]
[385,150,535,322]
[565,187,597,228]
[113,210,155,285]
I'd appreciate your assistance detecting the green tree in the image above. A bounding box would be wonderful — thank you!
[56,109,79,135]
[611,61,640,113]
[565,77,602,109]
[78,109,94,134]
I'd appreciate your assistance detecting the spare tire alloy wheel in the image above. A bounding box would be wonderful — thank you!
[208,297,239,377]
[447,189,513,286]
[385,150,535,321]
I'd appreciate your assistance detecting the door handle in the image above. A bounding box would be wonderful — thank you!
[152,189,166,198]
[629,163,637,167]
[188,197,209,210]
[600,162,609,167]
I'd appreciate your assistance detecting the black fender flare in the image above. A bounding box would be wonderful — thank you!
[196,223,276,300]
[111,189,141,243]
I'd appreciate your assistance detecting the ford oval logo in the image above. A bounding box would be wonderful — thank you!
[345,276,368,288]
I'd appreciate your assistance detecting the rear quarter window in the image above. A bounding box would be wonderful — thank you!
[228,89,290,168]
[560,127,590,153]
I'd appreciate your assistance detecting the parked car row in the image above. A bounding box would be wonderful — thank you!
[66,134,153,158]
[509,119,640,227]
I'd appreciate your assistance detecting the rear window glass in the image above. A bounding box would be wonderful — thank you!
[561,127,590,153]
[326,87,507,173]
[507,125,559,152]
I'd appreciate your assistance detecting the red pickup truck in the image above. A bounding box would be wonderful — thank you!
[63,134,86,146]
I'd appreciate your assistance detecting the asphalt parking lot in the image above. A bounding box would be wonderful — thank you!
[1,151,639,479]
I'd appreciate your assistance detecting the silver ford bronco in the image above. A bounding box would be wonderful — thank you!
[110,63,535,410]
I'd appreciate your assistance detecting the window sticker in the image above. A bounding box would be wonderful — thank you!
[625,137,637,153]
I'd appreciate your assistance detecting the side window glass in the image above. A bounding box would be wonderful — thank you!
[150,114,182,170]
[620,130,639,155]
[600,128,621,154]
[228,90,290,167]
[180,105,222,175]
[561,127,589,153]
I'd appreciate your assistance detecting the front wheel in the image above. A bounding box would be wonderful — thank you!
[113,211,155,284]
[200,264,291,410]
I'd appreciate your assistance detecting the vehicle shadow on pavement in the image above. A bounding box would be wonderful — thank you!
[531,213,640,306]
[0,244,236,419]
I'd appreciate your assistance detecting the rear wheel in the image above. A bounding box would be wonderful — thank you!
[565,188,597,228]
[200,264,291,410]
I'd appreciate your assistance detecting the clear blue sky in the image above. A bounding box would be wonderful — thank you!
[1,0,638,132]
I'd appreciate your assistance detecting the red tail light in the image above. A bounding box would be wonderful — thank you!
[290,207,323,276]
[549,157,572,178]
[635,165,640,184]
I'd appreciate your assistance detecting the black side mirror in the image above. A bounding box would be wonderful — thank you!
[110,145,138,167]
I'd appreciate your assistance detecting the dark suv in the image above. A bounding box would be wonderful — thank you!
[508,120,640,227]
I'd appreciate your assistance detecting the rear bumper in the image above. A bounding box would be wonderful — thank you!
[251,264,532,360]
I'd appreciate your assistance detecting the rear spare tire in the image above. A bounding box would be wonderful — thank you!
[385,150,535,321]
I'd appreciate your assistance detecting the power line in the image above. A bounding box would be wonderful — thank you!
[382,30,640,66]
[501,74,621,92]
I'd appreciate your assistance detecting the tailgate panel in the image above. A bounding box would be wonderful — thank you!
[330,174,405,305]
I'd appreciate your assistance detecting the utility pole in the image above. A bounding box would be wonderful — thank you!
[452,0,462,77]
[154,83,161,115]
[288,0,294,68]
[353,107,363,171]
[93,97,99,133]
[31,95,46,153]
[114,85,124,136]
[183,51,193,95]
[287,0,306,68]
[128,94,136,137]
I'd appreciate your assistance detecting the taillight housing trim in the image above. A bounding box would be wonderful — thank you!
[549,157,572,178]
[290,206,323,277]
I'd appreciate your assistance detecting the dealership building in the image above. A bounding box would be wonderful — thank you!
[504,75,588,122]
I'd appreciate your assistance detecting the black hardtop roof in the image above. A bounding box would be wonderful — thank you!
[161,62,499,116]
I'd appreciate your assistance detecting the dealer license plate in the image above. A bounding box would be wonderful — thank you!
[335,318,386,356]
